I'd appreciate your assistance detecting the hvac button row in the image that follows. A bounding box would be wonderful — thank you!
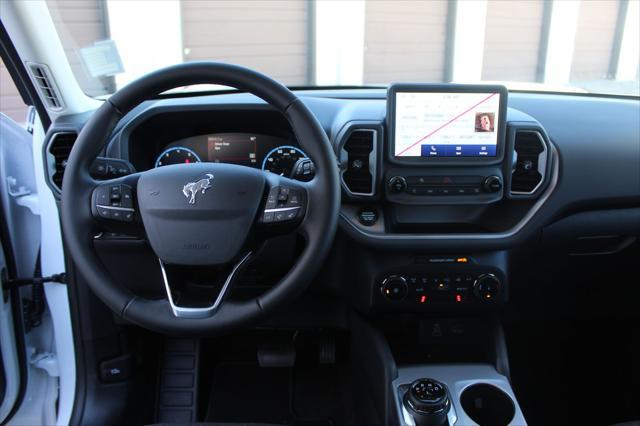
[406,274,476,293]
[406,187,482,196]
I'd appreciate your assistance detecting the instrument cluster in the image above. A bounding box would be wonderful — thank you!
[155,132,309,178]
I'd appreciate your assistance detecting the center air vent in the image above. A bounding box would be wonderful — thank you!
[28,63,64,110]
[511,130,547,195]
[341,129,376,196]
[48,132,77,191]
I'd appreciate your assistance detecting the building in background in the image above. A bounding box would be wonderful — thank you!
[1,0,639,125]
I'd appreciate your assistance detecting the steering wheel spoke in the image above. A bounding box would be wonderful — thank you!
[90,173,143,234]
[159,252,252,319]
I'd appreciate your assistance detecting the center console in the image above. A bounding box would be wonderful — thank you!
[338,83,555,315]
[341,84,541,425]
[395,365,527,426]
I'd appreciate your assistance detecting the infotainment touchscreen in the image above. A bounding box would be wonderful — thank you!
[388,84,507,162]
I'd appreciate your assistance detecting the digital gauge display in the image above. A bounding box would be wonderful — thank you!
[207,134,258,167]
[155,133,309,178]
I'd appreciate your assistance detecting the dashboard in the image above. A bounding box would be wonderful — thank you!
[45,85,640,315]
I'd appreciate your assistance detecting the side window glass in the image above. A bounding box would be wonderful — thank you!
[0,58,29,126]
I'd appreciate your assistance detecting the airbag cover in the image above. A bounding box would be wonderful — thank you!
[137,163,265,265]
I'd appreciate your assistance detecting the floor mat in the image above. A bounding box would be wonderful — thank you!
[206,363,290,424]
[206,362,351,426]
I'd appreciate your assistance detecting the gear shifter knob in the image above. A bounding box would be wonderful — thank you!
[403,378,450,426]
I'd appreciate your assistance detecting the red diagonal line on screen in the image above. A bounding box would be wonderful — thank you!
[396,92,497,156]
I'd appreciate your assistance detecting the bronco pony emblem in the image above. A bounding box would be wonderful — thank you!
[182,173,213,205]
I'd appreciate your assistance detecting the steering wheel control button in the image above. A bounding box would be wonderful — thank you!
[110,186,122,205]
[90,157,135,180]
[95,186,110,205]
[263,211,275,223]
[93,183,137,222]
[121,186,134,208]
[284,209,298,220]
[266,188,278,209]
[286,191,301,207]
[277,186,290,201]
[261,185,306,224]
[97,206,112,219]
[381,276,408,301]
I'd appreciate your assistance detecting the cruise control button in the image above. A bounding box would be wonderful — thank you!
[286,191,301,207]
[266,187,279,209]
[97,206,112,219]
[274,211,286,222]
[123,211,134,222]
[95,186,110,205]
[263,212,274,223]
[121,187,133,208]
[266,195,277,209]
[111,210,123,221]
[284,209,298,220]
[277,187,290,201]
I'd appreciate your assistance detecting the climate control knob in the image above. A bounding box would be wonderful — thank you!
[482,175,502,193]
[381,275,408,301]
[388,176,407,193]
[473,274,501,301]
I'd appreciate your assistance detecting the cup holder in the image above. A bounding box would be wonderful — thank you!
[460,383,515,426]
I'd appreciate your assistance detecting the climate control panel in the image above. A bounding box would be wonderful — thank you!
[375,268,505,310]
[387,175,502,196]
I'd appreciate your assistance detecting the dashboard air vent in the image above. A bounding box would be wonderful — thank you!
[28,63,64,110]
[341,129,376,196]
[48,132,77,190]
[511,130,547,194]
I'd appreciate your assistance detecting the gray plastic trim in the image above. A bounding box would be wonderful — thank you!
[339,128,377,196]
[511,130,548,195]
[159,252,252,319]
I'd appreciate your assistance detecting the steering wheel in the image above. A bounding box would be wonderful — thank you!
[61,62,340,335]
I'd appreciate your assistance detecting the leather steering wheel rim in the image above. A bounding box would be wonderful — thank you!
[61,62,340,335]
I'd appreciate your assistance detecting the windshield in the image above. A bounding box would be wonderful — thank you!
[46,0,639,97]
